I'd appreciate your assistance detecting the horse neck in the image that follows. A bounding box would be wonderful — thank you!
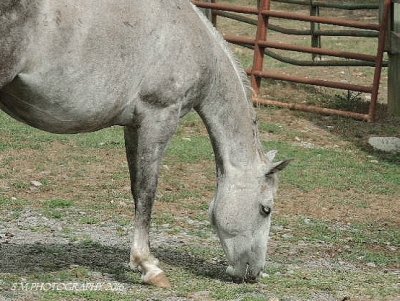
[196,76,265,178]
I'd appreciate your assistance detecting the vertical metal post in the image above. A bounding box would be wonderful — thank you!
[211,0,217,26]
[388,0,400,116]
[251,0,271,95]
[369,0,391,121]
[202,0,216,25]
[310,0,321,61]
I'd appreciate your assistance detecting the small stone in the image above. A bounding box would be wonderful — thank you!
[368,137,400,153]
[30,180,43,187]
[367,262,376,268]
[272,225,284,231]
[69,264,80,269]
[118,201,127,207]
[189,291,212,301]
[260,272,269,278]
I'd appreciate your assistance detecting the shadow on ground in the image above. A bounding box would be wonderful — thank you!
[293,104,400,164]
[0,242,227,283]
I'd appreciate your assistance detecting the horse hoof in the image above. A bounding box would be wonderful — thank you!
[146,272,171,289]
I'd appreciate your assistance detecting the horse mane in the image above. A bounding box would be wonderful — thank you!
[190,3,252,102]
[191,4,265,160]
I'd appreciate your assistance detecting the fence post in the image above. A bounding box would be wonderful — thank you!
[202,0,216,25]
[251,0,271,95]
[388,0,400,116]
[310,0,321,61]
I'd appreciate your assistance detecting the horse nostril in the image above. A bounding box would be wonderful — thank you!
[244,267,261,283]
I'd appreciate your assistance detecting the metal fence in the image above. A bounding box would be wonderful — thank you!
[194,0,391,122]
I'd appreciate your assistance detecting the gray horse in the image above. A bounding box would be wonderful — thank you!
[0,0,290,287]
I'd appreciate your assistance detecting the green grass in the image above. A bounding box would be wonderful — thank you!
[166,136,213,163]
[45,199,74,209]
[264,140,400,195]
[79,216,101,225]
[276,217,400,267]
[0,111,124,152]
[1,107,399,300]
[261,267,399,300]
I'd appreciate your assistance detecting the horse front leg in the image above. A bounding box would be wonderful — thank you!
[124,108,180,288]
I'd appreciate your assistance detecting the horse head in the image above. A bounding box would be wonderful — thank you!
[209,150,291,282]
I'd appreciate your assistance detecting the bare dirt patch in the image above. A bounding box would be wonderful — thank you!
[277,187,400,226]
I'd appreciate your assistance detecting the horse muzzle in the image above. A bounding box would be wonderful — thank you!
[226,263,263,284]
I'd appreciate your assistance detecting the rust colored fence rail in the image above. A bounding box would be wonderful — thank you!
[193,0,391,122]
[273,0,379,10]
[209,7,387,67]
[213,11,380,37]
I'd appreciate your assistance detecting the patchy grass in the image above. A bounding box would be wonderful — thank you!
[266,139,400,194]
[1,107,399,301]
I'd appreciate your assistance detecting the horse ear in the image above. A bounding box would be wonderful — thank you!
[266,159,292,176]
[266,150,278,162]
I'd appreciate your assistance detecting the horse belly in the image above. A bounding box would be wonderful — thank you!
[0,74,133,134]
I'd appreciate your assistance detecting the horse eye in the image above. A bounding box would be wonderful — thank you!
[260,205,272,216]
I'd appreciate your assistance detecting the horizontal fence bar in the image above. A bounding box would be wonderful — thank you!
[225,34,377,62]
[214,11,379,37]
[192,1,257,15]
[272,0,379,10]
[262,10,381,31]
[314,29,378,37]
[239,44,386,67]
[221,12,379,37]
[249,70,374,93]
[262,48,387,67]
[193,1,381,30]
[236,43,388,67]
[253,97,370,121]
